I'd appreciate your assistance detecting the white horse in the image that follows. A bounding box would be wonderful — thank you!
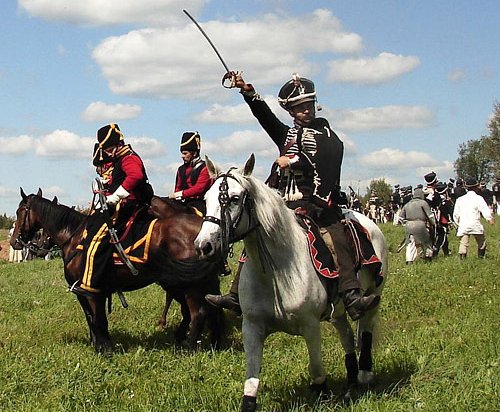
[194,155,388,412]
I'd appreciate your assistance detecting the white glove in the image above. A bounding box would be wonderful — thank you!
[169,191,182,200]
[106,185,130,205]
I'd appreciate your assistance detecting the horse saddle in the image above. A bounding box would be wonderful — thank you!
[297,213,383,286]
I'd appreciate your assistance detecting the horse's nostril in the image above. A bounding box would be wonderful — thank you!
[202,243,213,256]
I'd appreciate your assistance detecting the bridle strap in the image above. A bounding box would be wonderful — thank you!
[203,172,258,253]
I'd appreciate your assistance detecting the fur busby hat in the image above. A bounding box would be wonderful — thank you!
[97,123,124,150]
[180,132,201,153]
[424,171,437,185]
[465,177,479,188]
[435,181,448,194]
[277,73,316,110]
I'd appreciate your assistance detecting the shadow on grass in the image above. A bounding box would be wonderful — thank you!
[59,310,244,354]
[267,361,417,411]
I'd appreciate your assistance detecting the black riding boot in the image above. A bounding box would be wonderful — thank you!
[478,248,486,258]
[342,289,380,321]
[205,259,243,315]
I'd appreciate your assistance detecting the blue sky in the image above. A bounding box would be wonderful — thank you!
[1,0,499,215]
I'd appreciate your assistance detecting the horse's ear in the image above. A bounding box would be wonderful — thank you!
[52,196,58,204]
[242,153,255,177]
[205,155,220,179]
[37,188,42,197]
[20,187,28,201]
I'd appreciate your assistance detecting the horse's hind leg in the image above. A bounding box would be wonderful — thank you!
[356,307,379,385]
[158,290,174,330]
[330,314,359,388]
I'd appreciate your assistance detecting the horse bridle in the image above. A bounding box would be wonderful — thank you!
[14,197,39,249]
[203,171,258,258]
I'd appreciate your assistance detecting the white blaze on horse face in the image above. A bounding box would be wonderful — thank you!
[194,183,223,257]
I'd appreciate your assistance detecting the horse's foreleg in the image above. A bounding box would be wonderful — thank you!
[185,297,207,350]
[206,305,224,350]
[174,297,191,345]
[241,318,265,412]
[303,322,327,395]
[77,296,113,353]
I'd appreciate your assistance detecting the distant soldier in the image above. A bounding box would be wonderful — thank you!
[479,181,493,210]
[400,188,436,264]
[492,175,500,215]
[453,178,494,259]
[433,182,453,256]
[401,186,413,208]
[390,184,402,225]
[451,178,466,203]
[367,190,380,222]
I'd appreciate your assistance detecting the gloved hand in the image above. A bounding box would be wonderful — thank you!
[169,191,182,200]
[106,185,130,205]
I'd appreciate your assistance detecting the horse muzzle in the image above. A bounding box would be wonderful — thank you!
[10,236,25,250]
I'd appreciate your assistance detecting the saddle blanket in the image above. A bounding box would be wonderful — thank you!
[112,217,158,265]
[301,216,383,284]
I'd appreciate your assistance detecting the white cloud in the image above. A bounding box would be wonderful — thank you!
[194,94,289,124]
[91,9,363,99]
[0,135,35,155]
[359,148,440,170]
[35,130,94,158]
[324,105,435,132]
[447,68,465,83]
[336,131,357,156]
[202,130,277,161]
[18,0,205,27]
[0,186,18,199]
[0,130,164,160]
[127,136,166,158]
[416,161,454,180]
[327,52,420,85]
[82,101,142,122]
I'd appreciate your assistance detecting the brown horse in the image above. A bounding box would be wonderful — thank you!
[10,189,224,353]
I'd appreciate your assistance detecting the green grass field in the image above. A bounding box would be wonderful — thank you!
[0,221,498,411]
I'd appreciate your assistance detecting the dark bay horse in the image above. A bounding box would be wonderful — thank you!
[10,189,224,353]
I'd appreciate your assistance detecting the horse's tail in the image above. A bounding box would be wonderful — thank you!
[158,257,222,287]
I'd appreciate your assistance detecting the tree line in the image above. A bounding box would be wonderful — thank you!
[362,101,499,206]
[454,101,499,183]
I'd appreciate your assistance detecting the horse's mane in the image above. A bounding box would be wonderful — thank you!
[30,195,86,234]
[230,170,305,248]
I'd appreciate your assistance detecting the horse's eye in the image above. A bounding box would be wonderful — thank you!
[230,195,240,203]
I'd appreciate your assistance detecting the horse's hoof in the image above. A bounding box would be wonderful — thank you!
[310,380,328,397]
[358,370,374,385]
[95,342,114,355]
[241,395,257,412]
[343,383,358,403]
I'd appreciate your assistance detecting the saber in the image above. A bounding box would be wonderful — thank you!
[183,9,230,73]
